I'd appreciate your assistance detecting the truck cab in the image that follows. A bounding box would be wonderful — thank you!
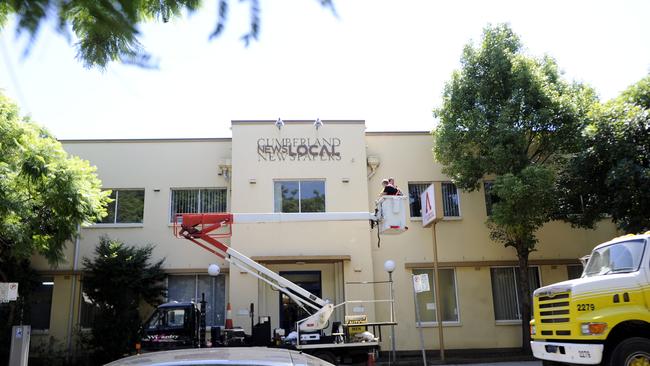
[140,301,201,351]
[531,232,650,366]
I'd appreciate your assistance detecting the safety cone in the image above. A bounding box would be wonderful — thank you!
[225,302,234,329]
[366,351,375,366]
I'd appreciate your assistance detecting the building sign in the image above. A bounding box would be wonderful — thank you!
[420,184,436,227]
[257,138,342,161]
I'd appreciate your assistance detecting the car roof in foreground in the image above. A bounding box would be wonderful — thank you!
[104,347,332,366]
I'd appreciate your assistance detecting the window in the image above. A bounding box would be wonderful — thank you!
[484,181,500,216]
[29,278,54,330]
[274,180,325,213]
[167,275,226,327]
[567,264,583,280]
[412,268,459,324]
[147,308,187,329]
[490,267,541,321]
[100,189,145,224]
[79,280,101,329]
[408,182,461,218]
[441,182,460,217]
[171,188,227,222]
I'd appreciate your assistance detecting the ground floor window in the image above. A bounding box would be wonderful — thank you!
[79,280,102,329]
[30,277,54,330]
[412,268,459,324]
[567,264,584,280]
[490,266,541,321]
[167,274,226,327]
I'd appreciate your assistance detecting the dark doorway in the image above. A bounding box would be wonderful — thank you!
[279,271,322,334]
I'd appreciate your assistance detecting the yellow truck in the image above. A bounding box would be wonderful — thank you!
[530,232,650,366]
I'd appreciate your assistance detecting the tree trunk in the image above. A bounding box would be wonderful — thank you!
[516,248,532,354]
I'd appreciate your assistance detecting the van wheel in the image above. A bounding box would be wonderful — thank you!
[542,361,563,366]
[609,337,650,366]
[313,351,338,365]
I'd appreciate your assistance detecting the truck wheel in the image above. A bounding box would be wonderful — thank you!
[312,351,338,365]
[610,337,650,366]
[542,361,563,366]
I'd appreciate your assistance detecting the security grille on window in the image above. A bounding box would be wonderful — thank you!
[79,280,102,329]
[29,278,54,330]
[412,268,459,324]
[171,188,227,222]
[167,275,226,327]
[408,182,461,218]
[441,182,460,217]
[274,180,325,213]
[490,267,541,321]
[100,189,145,224]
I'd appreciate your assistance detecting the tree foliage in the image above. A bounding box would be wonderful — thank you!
[433,24,593,352]
[0,0,336,69]
[557,74,650,233]
[82,236,166,363]
[0,93,110,271]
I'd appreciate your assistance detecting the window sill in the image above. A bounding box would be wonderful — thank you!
[416,321,461,328]
[86,223,144,229]
[410,217,463,221]
[495,320,522,325]
[31,329,49,335]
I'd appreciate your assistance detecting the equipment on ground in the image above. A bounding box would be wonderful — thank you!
[530,231,650,366]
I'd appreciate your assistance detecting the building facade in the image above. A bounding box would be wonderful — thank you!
[30,120,617,353]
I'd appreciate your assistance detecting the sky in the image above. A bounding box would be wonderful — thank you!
[0,0,649,139]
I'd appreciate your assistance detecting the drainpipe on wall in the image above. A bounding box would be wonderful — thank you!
[66,224,81,358]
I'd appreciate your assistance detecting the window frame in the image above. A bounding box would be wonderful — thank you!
[412,268,461,327]
[169,187,228,223]
[273,179,327,213]
[490,265,542,324]
[92,188,146,227]
[408,182,462,220]
[441,182,462,218]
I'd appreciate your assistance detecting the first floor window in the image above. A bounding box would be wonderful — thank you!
[484,181,500,216]
[100,189,145,224]
[490,266,541,321]
[168,274,226,327]
[171,188,227,222]
[412,268,459,324]
[274,180,325,213]
[29,278,54,330]
[408,183,430,218]
[441,182,461,217]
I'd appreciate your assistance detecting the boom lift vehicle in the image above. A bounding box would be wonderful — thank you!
[140,196,407,364]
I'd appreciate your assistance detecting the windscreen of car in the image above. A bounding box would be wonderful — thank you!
[146,308,187,329]
[583,239,646,277]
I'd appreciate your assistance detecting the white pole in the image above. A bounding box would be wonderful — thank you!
[412,275,427,366]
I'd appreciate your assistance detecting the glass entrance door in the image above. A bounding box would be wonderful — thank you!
[278,271,322,333]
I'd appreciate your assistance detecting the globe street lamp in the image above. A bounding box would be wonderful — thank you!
[384,260,397,364]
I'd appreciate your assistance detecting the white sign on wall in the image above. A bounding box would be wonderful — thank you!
[420,184,436,227]
[0,282,19,303]
[413,274,430,293]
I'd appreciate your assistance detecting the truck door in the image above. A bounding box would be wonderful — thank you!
[142,306,195,350]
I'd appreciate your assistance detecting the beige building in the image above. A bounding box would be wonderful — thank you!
[30,120,617,353]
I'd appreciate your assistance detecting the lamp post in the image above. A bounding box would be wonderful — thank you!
[384,260,397,364]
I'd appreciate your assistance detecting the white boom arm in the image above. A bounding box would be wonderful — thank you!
[224,247,334,332]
